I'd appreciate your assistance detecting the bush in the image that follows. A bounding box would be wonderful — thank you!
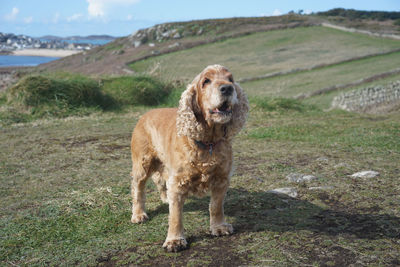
[7,75,113,117]
[102,75,172,106]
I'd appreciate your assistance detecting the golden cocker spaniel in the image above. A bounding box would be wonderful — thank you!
[130,64,249,252]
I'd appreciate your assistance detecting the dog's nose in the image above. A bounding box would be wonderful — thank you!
[219,84,233,96]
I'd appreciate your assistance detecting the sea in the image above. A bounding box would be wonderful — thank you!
[0,55,60,67]
[0,38,112,67]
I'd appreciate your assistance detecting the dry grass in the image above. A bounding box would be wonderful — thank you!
[1,102,399,266]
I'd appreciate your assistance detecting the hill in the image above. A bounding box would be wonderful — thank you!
[37,10,400,76]
[38,14,317,75]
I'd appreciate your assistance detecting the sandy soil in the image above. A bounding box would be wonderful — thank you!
[12,49,81,57]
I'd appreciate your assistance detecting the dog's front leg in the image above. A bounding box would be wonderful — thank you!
[162,186,187,252]
[209,180,234,236]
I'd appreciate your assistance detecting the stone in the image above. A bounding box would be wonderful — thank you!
[268,187,298,198]
[351,170,380,178]
[173,32,181,39]
[331,81,400,112]
[287,173,317,183]
[316,156,329,163]
[133,41,141,48]
[308,186,334,190]
[168,42,180,49]
[148,43,155,47]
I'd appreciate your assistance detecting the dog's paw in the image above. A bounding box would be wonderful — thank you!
[210,223,234,236]
[162,238,188,252]
[130,212,148,223]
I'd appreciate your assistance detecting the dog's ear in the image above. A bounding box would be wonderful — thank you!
[224,82,249,139]
[176,74,206,140]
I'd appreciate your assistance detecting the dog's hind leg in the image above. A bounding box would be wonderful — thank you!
[151,166,168,203]
[130,157,151,223]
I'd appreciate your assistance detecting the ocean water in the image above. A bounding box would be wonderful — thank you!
[0,55,60,67]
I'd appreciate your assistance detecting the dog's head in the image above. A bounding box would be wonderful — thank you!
[177,64,249,140]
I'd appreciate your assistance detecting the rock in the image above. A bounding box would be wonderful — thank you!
[331,81,400,112]
[168,42,180,49]
[173,32,181,39]
[308,186,334,190]
[268,187,298,198]
[148,43,155,47]
[351,170,380,178]
[253,177,264,183]
[316,157,329,163]
[133,41,141,48]
[287,173,317,183]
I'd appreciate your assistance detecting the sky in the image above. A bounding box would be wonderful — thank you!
[1,0,399,37]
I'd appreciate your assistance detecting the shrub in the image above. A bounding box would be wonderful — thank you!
[102,75,172,106]
[7,75,113,117]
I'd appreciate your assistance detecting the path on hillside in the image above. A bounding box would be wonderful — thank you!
[321,22,400,40]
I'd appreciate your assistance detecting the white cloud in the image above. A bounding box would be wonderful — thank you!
[24,16,33,24]
[304,9,313,15]
[87,0,140,17]
[67,13,84,22]
[126,14,133,21]
[4,7,19,21]
[272,9,282,16]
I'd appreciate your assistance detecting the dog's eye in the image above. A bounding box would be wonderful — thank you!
[228,77,234,83]
[203,78,211,87]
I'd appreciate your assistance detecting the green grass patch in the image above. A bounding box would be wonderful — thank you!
[251,96,317,112]
[0,73,178,125]
[248,110,400,152]
[102,75,173,106]
[6,74,113,118]
[243,51,400,100]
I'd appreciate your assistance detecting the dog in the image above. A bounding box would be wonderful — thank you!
[130,64,249,252]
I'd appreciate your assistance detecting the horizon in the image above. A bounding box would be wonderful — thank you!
[1,0,399,37]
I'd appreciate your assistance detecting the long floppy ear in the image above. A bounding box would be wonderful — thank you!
[176,75,206,140]
[224,82,249,140]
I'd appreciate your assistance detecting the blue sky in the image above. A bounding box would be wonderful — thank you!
[1,0,399,37]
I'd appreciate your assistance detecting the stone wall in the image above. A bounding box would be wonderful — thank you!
[331,81,400,112]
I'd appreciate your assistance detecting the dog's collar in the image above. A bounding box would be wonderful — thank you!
[194,140,222,155]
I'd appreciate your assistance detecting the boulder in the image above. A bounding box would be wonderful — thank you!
[350,170,380,178]
[267,187,298,198]
[287,173,317,183]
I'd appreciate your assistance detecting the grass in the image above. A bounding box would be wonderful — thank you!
[101,75,173,106]
[129,26,400,82]
[1,104,399,266]
[242,51,400,98]
[0,73,177,125]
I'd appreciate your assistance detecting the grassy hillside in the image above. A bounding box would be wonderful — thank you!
[129,26,400,83]
[242,50,400,98]
[38,14,315,76]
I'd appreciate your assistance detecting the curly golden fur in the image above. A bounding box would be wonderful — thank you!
[130,65,249,252]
